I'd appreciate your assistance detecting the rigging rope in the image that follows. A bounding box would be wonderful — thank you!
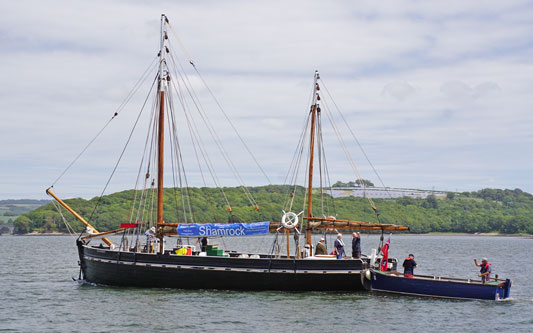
[165,40,261,217]
[167,71,226,221]
[166,25,272,185]
[322,101,371,200]
[50,57,158,187]
[321,97,381,219]
[317,112,325,217]
[320,80,392,199]
[283,113,310,213]
[130,94,158,224]
[321,141,337,217]
[51,200,78,239]
[315,108,337,218]
[281,76,317,215]
[171,114,195,223]
[88,73,159,222]
[167,96,185,223]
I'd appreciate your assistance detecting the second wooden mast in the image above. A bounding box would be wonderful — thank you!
[157,14,169,252]
[306,71,320,249]
[304,71,409,250]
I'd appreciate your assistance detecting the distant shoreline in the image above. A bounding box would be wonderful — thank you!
[23,232,71,236]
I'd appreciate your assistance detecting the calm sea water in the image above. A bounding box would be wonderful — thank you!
[0,234,532,332]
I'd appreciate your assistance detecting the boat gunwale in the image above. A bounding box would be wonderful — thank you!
[372,269,507,287]
[84,244,367,262]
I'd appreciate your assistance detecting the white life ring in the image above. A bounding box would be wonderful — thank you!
[281,211,299,229]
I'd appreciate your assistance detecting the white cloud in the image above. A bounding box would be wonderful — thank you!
[382,82,416,101]
[1,0,533,199]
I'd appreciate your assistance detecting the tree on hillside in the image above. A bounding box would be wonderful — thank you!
[332,179,374,187]
[332,181,347,187]
[421,195,438,209]
[13,215,31,234]
[397,196,416,206]
[356,179,374,187]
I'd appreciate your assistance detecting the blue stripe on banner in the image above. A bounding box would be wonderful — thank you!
[177,221,270,237]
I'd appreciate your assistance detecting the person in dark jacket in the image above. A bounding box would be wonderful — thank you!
[352,232,361,259]
[334,234,345,259]
[402,253,418,278]
[474,257,492,283]
[195,237,208,252]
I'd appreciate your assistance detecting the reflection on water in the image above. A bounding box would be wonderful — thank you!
[0,234,531,332]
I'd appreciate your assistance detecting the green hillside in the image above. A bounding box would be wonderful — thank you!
[13,186,533,235]
[0,199,50,224]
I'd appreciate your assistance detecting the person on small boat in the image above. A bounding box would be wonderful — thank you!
[352,232,361,259]
[402,254,418,278]
[473,257,492,282]
[315,238,327,255]
[334,234,345,259]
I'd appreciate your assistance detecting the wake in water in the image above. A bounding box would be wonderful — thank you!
[73,278,99,287]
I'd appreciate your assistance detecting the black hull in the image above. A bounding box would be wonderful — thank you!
[77,241,372,291]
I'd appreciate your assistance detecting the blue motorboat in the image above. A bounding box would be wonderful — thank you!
[367,269,512,300]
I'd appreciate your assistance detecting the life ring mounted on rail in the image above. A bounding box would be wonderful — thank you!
[281,211,303,229]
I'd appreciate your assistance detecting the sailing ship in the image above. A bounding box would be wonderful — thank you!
[47,14,408,291]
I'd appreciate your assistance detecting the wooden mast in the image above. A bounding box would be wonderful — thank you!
[157,14,168,253]
[306,71,320,249]
[301,72,410,243]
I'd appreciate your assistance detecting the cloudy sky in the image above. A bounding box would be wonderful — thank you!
[1,0,532,200]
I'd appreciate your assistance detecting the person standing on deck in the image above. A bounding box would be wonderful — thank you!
[352,232,361,259]
[334,234,345,259]
[474,257,492,283]
[403,254,418,278]
[195,237,209,252]
[145,227,156,253]
[315,238,327,255]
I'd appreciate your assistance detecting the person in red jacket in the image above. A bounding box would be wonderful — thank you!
[474,257,492,283]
